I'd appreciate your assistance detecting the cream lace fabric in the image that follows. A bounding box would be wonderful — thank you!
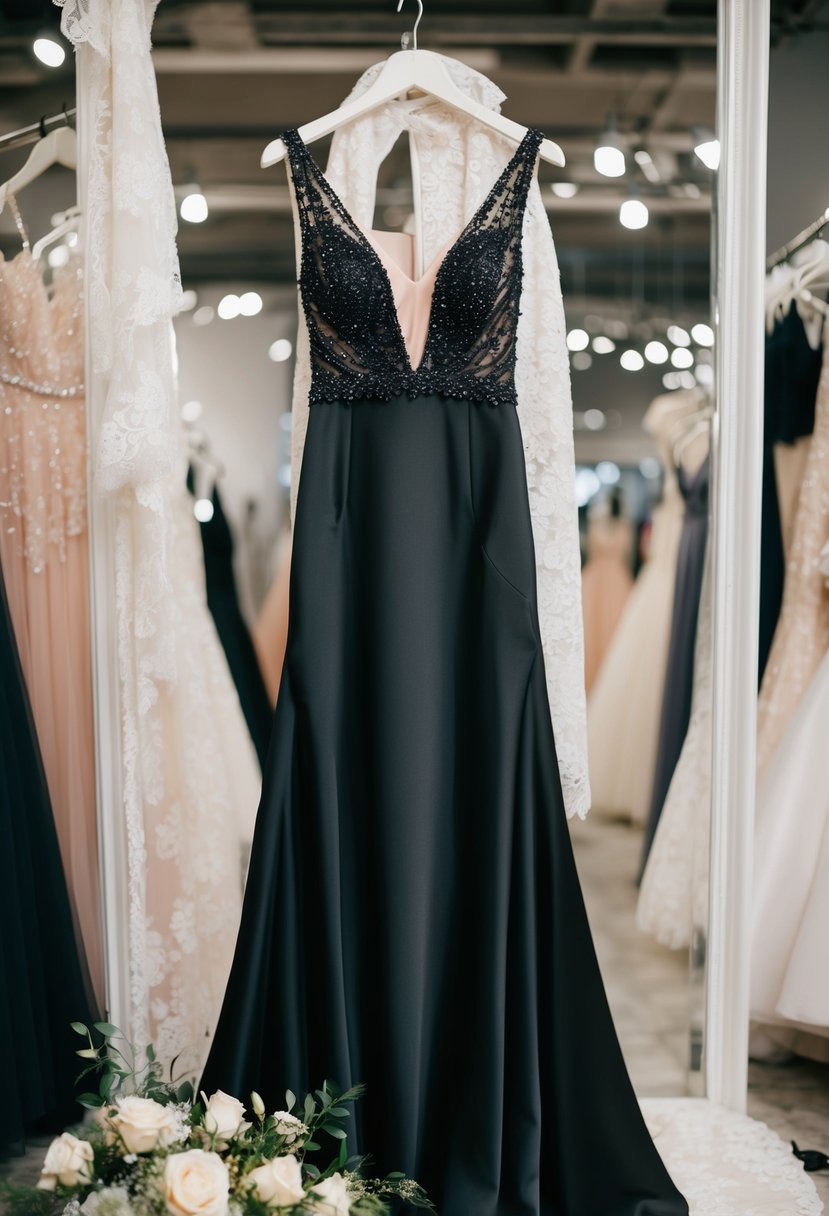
[288,61,590,818]
[756,325,829,780]
[641,1099,822,1215]
[56,0,260,1073]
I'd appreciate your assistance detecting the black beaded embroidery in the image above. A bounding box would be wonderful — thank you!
[282,126,544,407]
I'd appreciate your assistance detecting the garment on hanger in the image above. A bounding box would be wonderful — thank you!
[587,394,695,823]
[0,556,93,1156]
[202,123,687,1216]
[580,506,633,693]
[756,325,829,779]
[187,468,274,769]
[0,213,103,1012]
[639,451,710,879]
[290,60,590,822]
[638,533,713,949]
[760,306,823,678]
[752,639,829,1054]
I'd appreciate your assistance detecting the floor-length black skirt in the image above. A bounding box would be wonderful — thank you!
[203,393,687,1216]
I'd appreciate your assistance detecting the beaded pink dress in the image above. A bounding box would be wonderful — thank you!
[0,210,103,1011]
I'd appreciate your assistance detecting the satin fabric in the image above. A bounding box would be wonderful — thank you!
[202,392,687,1216]
[0,559,93,1155]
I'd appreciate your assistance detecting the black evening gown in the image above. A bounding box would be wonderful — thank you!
[187,467,274,768]
[203,128,687,1216]
[759,308,823,679]
[639,455,709,878]
[0,560,93,1157]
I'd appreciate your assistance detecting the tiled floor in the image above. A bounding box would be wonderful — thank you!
[572,812,829,1208]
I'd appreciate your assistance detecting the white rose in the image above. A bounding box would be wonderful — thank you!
[37,1132,94,1190]
[246,1154,305,1207]
[201,1091,249,1144]
[271,1111,308,1147]
[163,1149,229,1216]
[80,1186,133,1214]
[308,1173,351,1215]
[112,1095,177,1154]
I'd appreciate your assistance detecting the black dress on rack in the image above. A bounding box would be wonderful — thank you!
[760,307,823,679]
[0,559,92,1157]
[202,128,687,1216]
[639,454,710,878]
[187,468,274,768]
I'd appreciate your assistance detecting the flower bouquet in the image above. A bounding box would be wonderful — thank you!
[1,1022,432,1216]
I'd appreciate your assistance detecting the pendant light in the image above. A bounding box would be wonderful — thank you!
[594,115,626,179]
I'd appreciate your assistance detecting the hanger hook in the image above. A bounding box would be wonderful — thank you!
[396,0,423,51]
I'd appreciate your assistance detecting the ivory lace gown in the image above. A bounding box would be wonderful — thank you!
[0,236,103,1011]
[202,127,687,1216]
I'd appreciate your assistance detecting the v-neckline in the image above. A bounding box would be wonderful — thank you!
[287,126,538,375]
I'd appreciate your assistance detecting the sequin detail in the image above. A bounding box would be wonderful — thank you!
[282,126,543,408]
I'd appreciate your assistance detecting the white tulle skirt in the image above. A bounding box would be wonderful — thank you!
[587,499,684,822]
[752,645,829,1042]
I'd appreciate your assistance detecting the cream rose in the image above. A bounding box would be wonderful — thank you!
[308,1172,352,1215]
[36,1132,94,1190]
[111,1095,177,1154]
[246,1153,305,1207]
[163,1149,229,1216]
[271,1110,308,1147]
[200,1090,249,1143]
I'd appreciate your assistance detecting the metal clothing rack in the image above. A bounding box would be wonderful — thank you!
[0,106,76,156]
[767,206,829,270]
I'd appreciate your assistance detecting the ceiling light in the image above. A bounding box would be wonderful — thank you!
[583,408,606,431]
[695,363,714,386]
[640,457,662,479]
[217,294,241,320]
[575,467,602,506]
[572,352,593,371]
[645,340,669,365]
[671,347,694,369]
[269,339,293,363]
[662,372,681,390]
[47,244,69,268]
[678,370,697,389]
[620,199,649,230]
[239,291,263,317]
[694,137,721,171]
[33,36,65,68]
[181,400,203,423]
[605,319,629,339]
[566,328,589,352]
[691,322,714,346]
[552,182,579,199]
[620,349,644,372]
[667,324,691,347]
[592,336,616,354]
[633,149,661,184]
[596,461,621,485]
[192,306,215,327]
[178,289,198,313]
[194,498,214,523]
[180,191,208,224]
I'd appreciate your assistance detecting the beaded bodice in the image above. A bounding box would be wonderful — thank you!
[282,126,543,407]
[0,248,86,572]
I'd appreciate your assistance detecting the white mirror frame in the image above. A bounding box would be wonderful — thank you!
[705,0,770,1110]
[80,1,773,1111]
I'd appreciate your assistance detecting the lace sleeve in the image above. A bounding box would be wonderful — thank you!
[516,185,591,819]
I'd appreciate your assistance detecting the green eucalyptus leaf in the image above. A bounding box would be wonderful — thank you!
[76,1048,99,1059]
[285,1089,296,1111]
[325,1127,347,1140]
[304,1140,321,1152]
[328,1106,349,1117]
[69,1021,88,1036]
[303,1093,315,1122]
[93,1021,120,1038]
[77,1092,102,1108]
